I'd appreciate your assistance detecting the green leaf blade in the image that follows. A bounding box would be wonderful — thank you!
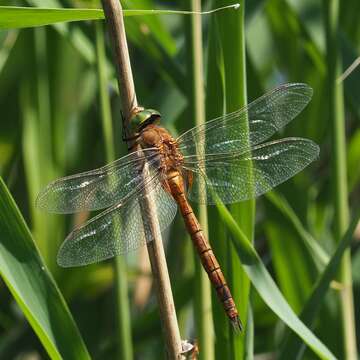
[0,177,90,360]
[0,7,104,30]
[279,209,360,359]
[215,199,337,360]
[0,5,241,30]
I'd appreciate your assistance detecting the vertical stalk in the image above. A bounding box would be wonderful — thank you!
[100,0,136,122]
[35,27,52,263]
[100,1,183,358]
[244,304,254,360]
[189,1,214,359]
[95,21,133,360]
[95,22,115,161]
[206,14,230,359]
[323,1,357,358]
[217,0,252,358]
[24,27,61,273]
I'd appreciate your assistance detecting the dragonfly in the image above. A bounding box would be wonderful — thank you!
[37,83,319,331]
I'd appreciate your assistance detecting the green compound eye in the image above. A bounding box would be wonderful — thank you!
[126,108,161,136]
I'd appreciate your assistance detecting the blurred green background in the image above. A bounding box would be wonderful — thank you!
[0,0,359,359]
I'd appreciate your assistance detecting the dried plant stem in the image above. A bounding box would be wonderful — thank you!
[95,21,133,360]
[100,1,183,358]
[101,0,136,121]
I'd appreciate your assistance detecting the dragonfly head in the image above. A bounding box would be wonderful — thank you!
[126,108,161,136]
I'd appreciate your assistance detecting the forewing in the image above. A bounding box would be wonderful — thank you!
[177,83,313,156]
[36,148,160,213]
[57,175,177,267]
[183,138,319,204]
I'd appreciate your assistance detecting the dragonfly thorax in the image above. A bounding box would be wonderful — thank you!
[140,124,184,172]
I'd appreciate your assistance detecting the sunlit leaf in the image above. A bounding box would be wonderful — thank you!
[0,5,240,30]
[0,177,90,360]
[279,209,360,359]
[215,199,336,360]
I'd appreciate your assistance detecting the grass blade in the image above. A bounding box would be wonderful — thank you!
[244,304,254,360]
[216,1,252,358]
[323,0,358,358]
[215,199,337,360]
[186,0,214,358]
[0,6,104,29]
[279,208,360,359]
[205,13,231,359]
[0,177,90,360]
[265,191,329,269]
[0,5,240,30]
[20,44,62,272]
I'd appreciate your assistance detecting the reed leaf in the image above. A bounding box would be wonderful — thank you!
[205,12,231,360]
[279,208,360,359]
[185,0,214,358]
[216,1,252,358]
[0,4,240,30]
[0,177,90,360]
[323,0,357,358]
[215,198,336,360]
[265,191,329,269]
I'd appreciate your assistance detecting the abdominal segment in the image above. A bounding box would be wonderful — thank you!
[167,171,242,330]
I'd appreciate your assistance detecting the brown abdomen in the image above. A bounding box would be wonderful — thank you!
[167,171,242,331]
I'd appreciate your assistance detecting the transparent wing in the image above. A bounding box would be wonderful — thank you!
[183,138,319,204]
[57,174,177,267]
[177,83,313,156]
[36,148,161,213]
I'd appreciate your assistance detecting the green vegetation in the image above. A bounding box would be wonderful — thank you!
[0,1,359,359]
